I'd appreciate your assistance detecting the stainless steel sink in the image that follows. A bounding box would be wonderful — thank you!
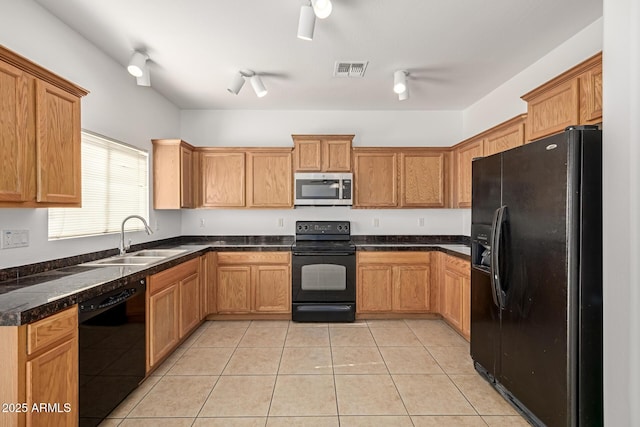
[132,249,188,257]
[83,248,189,267]
[84,256,165,266]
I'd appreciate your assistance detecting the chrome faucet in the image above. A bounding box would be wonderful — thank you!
[120,215,153,255]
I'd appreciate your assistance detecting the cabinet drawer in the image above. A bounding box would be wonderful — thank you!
[358,251,430,265]
[149,257,200,295]
[27,306,77,355]
[217,251,290,265]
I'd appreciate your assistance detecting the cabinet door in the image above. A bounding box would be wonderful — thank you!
[253,265,291,313]
[294,139,322,171]
[201,151,245,207]
[526,79,579,141]
[392,265,431,312]
[455,139,484,208]
[148,284,180,368]
[25,336,78,427]
[323,139,351,172]
[580,63,603,124]
[217,266,252,313]
[462,274,471,340]
[400,152,447,207]
[246,151,293,208]
[353,151,397,207]
[35,80,81,205]
[0,61,30,202]
[179,272,200,338]
[441,269,464,331]
[483,121,525,157]
[180,145,194,208]
[357,265,393,313]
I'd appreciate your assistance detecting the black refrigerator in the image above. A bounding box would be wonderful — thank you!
[470,126,603,427]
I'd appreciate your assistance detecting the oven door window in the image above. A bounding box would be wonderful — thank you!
[297,180,340,199]
[301,264,346,291]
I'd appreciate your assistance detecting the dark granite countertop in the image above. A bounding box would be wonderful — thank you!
[0,235,469,326]
[352,235,470,259]
[0,245,209,326]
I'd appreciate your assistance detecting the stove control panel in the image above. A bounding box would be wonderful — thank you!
[295,221,350,235]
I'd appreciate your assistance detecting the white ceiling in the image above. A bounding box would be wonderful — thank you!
[35,0,602,111]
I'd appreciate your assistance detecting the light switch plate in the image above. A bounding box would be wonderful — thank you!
[1,229,29,249]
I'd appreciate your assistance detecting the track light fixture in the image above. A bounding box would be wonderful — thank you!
[127,51,151,86]
[297,4,316,40]
[394,70,409,101]
[127,51,148,77]
[227,70,268,98]
[297,0,332,40]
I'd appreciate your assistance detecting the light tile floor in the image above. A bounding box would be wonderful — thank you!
[102,319,530,426]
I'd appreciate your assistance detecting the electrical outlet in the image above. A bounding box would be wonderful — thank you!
[419,218,425,227]
[373,218,380,227]
[277,218,284,228]
[199,218,205,228]
[1,229,29,249]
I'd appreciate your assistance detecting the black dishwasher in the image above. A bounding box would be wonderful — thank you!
[78,278,146,427]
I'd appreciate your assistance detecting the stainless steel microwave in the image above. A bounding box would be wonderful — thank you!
[294,173,353,206]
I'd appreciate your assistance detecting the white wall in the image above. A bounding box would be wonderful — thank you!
[181,208,466,236]
[180,110,462,147]
[602,0,640,424]
[0,0,182,269]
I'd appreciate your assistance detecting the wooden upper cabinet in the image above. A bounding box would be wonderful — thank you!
[152,139,195,209]
[353,150,398,207]
[292,135,353,172]
[0,60,29,202]
[400,150,448,208]
[323,138,352,171]
[0,46,88,208]
[522,52,602,141]
[246,149,293,208]
[454,138,483,208]
[36,80,82,205]
[200,150,246,207]
[523,79,579,142]
[580,61,602,124]
[293,139,322,171]
[483,115,526,157]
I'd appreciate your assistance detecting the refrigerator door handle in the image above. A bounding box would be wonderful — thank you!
[491,205,507,308]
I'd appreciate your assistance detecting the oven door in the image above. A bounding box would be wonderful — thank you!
[292,253,356,303]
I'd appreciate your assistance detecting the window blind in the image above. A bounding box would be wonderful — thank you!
[48,131,149,239]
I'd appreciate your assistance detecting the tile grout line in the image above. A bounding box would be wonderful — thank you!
[265,320,291,422]
[378,323,415,425]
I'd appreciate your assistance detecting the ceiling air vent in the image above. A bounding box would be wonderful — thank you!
[334,61,368,78]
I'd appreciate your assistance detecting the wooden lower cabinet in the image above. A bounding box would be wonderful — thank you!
[0,306,79,427]
[357,252,432,314]
[147,257,201,371]
[439,253,471,340]
[216,252,291,315]
[217,266,252,313]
